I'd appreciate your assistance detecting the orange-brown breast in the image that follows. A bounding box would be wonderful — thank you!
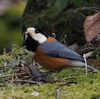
[33,47,72,71]
[46,37,55,42]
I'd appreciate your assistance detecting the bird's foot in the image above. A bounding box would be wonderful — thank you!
[32,71,52,82]
[29,64,52,82]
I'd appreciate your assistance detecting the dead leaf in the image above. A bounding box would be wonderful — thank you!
[84,12,100,42]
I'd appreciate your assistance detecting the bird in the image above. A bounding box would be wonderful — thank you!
[23,27,100,73]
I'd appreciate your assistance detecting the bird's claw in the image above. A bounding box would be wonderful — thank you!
[32,71,52,82]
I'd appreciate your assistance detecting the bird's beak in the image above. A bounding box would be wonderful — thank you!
[23,32,28,40]
[23,32,32,42]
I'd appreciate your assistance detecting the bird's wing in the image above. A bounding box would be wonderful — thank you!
[39,40,84,62]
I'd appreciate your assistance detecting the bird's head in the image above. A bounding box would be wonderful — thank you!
[23,27,48,52]
[25,27,48,44]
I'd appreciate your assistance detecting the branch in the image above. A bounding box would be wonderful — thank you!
[15,80,42,84]
[0,72,28,78]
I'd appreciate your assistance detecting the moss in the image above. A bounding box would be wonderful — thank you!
[0,46,100,99]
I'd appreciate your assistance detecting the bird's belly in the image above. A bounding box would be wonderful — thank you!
[33,48,71,71]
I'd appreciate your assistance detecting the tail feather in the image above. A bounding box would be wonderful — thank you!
[87,64,99,72]
[71,60,100,72]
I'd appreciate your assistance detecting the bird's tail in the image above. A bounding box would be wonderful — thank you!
[86,64,99,72]
[71,60,100,72]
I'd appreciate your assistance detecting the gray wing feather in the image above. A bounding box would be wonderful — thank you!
[39,40,84,62]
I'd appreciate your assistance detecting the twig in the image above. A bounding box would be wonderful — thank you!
[0,72,27,78]
[83,54,88,74]
[74,7,100,13]
[77,47,98,54]
[60,35,67,43]
[56,87,61,99]
[0,90,7,95]
[15,80,41,84]
[0,66,11,68]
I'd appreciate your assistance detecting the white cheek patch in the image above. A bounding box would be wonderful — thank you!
[32,33,47,44]
[27,27,35,34]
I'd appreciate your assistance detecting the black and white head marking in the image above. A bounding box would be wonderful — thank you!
[23,31,39,52]
[26,27,48,44]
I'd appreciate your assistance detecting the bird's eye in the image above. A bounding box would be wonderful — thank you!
[35,29,39,33]
[27,32,31,36]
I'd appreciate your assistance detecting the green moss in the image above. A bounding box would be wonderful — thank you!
[0,78,100,99]
[0,47,100,99]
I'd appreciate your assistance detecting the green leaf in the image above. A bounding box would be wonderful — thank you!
[72,0,84,7]
[55,0,69,13]
[89,0,96,6]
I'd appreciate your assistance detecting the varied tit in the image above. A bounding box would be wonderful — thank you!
[23,27,99,72]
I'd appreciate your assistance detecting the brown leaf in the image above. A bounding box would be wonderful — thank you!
[84,12,100,42]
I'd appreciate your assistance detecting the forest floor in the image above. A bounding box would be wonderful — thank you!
[0,46,100,99]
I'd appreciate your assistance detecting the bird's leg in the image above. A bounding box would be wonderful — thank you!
[29,63,52,82]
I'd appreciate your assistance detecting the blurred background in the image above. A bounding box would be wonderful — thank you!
[0,0,100,54]
[0,0,26,53]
